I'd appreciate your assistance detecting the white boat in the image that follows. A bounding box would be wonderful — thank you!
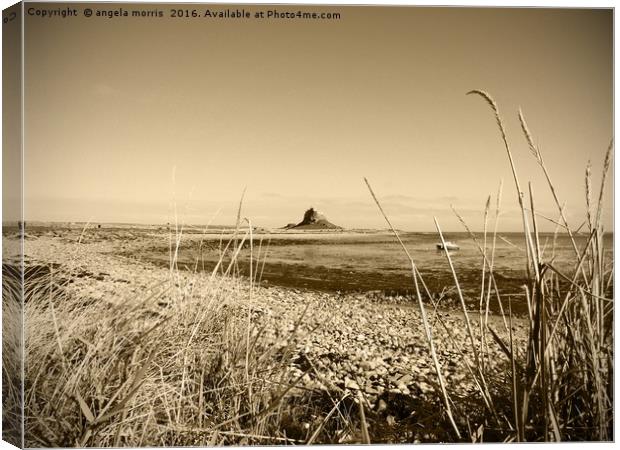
[436,241,460,250]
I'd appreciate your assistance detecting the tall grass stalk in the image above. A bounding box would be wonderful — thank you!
[365,91,613,442]
[458,91,613,441]
[364,177,461,438]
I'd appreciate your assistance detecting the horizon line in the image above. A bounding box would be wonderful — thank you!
[4,220,613,235]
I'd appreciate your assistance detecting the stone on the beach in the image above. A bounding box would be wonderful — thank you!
[376,399,388,413]
[397,374,414,385]
[365,385,379,395]
[418,381,434,394]
[344,377,360,390]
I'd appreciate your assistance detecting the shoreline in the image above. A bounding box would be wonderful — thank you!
[16,225,532,316]
[18,231,528,390]
[12,229,529,444]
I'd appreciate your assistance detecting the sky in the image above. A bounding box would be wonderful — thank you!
[16,3,613,231]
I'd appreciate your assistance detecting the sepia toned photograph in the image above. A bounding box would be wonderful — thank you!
[2,1,614,446]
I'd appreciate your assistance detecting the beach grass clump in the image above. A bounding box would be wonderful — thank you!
[2,261,23,446]
[461,90,613,442]
[17,219,381,446]
[21,231,313,447]
[367,90,613,442]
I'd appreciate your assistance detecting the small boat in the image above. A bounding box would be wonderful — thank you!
[436,241,460,251]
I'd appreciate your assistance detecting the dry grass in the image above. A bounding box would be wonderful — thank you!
[465,90,613,441]
[2,262,23,447]
[11,217,375,446]
[366,90,613,442]
[16,225,343,447]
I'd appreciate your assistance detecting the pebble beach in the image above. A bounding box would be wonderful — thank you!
[15,225,528,443]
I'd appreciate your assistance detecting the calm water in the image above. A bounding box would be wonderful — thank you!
[143,231,613,311]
